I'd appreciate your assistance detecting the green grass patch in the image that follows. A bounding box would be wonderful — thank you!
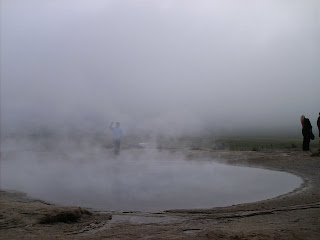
[214,136,318,151]
[153,135,318,151]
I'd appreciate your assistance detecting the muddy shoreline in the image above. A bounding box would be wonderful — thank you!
[1,149,320,239]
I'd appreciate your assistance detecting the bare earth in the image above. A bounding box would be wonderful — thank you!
[1,149,320,240]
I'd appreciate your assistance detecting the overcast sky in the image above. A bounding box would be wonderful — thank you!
[1,0,320,136]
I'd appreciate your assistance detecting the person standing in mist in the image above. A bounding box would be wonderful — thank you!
[317,112,320,138]
[301,115,313,151]
[317,113,320,150]
[110,122,123,155]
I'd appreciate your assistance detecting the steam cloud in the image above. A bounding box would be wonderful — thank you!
[1,0,314,212]
[1,0,320,136]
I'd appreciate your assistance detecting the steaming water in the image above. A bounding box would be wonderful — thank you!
[1,149,302,212]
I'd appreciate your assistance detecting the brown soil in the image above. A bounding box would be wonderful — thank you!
[1,149,320,240]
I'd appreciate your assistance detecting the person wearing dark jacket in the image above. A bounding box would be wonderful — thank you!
[317,113,320,151]
[301,115,313,151]
[317,112,320,138]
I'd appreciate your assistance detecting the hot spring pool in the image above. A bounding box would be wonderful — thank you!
[1,150,302,212]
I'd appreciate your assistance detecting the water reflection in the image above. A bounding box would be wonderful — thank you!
[2,150,302,212]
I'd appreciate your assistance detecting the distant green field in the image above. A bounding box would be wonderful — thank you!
[154,135,320,151]
[4,133,319,152]
[214,136,319,151]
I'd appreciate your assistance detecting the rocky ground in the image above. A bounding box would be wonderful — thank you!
[1,149,320,240]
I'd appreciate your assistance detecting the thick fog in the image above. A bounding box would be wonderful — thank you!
[1,0,320,136]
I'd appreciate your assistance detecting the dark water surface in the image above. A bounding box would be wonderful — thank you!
[2,150,302,212]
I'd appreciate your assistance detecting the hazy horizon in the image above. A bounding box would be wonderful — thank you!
[1,0,320,137]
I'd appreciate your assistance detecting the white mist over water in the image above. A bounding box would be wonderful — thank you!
[1,0,320,136]
[0,0,315,213]
[2,149,302,211]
